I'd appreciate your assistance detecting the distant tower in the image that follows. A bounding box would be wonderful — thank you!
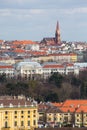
[55,21,61,45]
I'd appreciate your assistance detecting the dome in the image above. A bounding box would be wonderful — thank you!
[15,61,42,70]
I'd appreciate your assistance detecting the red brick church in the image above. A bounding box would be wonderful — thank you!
[40,21,61,46]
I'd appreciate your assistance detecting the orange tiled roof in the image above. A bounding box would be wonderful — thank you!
[52,100,87,113]
[62,100,87,108]
[0,40,3,43]
[11,45,18,49]
[76,105,87,113]
[29,51,47,56]
[67,63,74,66]
[43,65,64,68]
[60,106,75,113]
[13,48,26,53]
[0,66,13,69]
[12,40,36,45]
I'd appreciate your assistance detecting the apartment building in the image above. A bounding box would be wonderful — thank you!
[52,100,87,127]
[0,98,38,130]
[0,64,14,78]
[31,53,77,63]
[46,107,62,126]
[37,100,87,128]
[42,63,79,79]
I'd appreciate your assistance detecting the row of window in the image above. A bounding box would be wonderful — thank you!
[76,114,87,117]
[5,110,36,114]
[47,117,62,121]
[4,120,36,128]
[5,115,36,119]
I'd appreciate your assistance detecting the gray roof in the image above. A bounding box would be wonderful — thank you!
[74,62,87,68]
[15,61,42,69]
[0,99,37,108]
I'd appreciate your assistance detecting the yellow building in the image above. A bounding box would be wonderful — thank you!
[0,98,38,130]
[70,53,77,62]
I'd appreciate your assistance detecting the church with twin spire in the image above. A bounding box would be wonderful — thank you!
[41,21,61,46]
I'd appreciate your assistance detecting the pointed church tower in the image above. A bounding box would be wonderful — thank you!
[55,21,61,45]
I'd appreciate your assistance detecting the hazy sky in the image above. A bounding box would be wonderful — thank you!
[0,0,87,42]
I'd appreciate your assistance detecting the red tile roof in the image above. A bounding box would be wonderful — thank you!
[76,105,87,113]
[0,40,3,43]
[12,40,37,45]
[0,66,13,69]
[52,100,87,113]
[43,65,64,69]
[62,100,87,108]
[60,106,75,113]
[13,48,26,53]
[28,51,47,56]
[66,63,74,67]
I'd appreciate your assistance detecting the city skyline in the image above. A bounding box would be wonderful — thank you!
[0,0,87,42]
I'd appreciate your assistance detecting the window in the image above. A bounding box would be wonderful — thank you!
[21,121,24,126]
[77,114,79,117]
[48,118,51,121]
[28,121,30,126]
[5,111,8,115]
[33,120,36,125]
[15,116,17,118]
[5,116,8,119]
[60,118,62,120]
[28,111,30,114]
[5,121,8,128]
[54,117,57,121]
[14,121,17,126]
[33,110,36,113]
[14,111,17,114]
[28,116,30,118]
[21,111,24,114]
[77,119,79,122]
[49,114,51,116]
[21,116,24,118]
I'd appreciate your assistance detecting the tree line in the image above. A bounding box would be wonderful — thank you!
[0,71,87,102]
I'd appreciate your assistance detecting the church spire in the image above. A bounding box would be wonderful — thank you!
[55,21,61,45]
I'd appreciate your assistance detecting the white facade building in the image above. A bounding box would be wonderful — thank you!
[15,61,43,79]
[25,44,39,51]
[14,61,80,79]
[0,64,14,78]
[42,63,79,79]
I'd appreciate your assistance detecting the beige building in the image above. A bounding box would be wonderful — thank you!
[32,53,77,63]
[75,106,87,127]
[46,107,62,125]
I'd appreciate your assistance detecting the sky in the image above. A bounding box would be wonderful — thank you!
[0,0,87,42]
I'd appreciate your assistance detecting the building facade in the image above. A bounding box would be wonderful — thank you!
[0,65,14,78]
[0,98,38,130]
[15,61,43,80]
